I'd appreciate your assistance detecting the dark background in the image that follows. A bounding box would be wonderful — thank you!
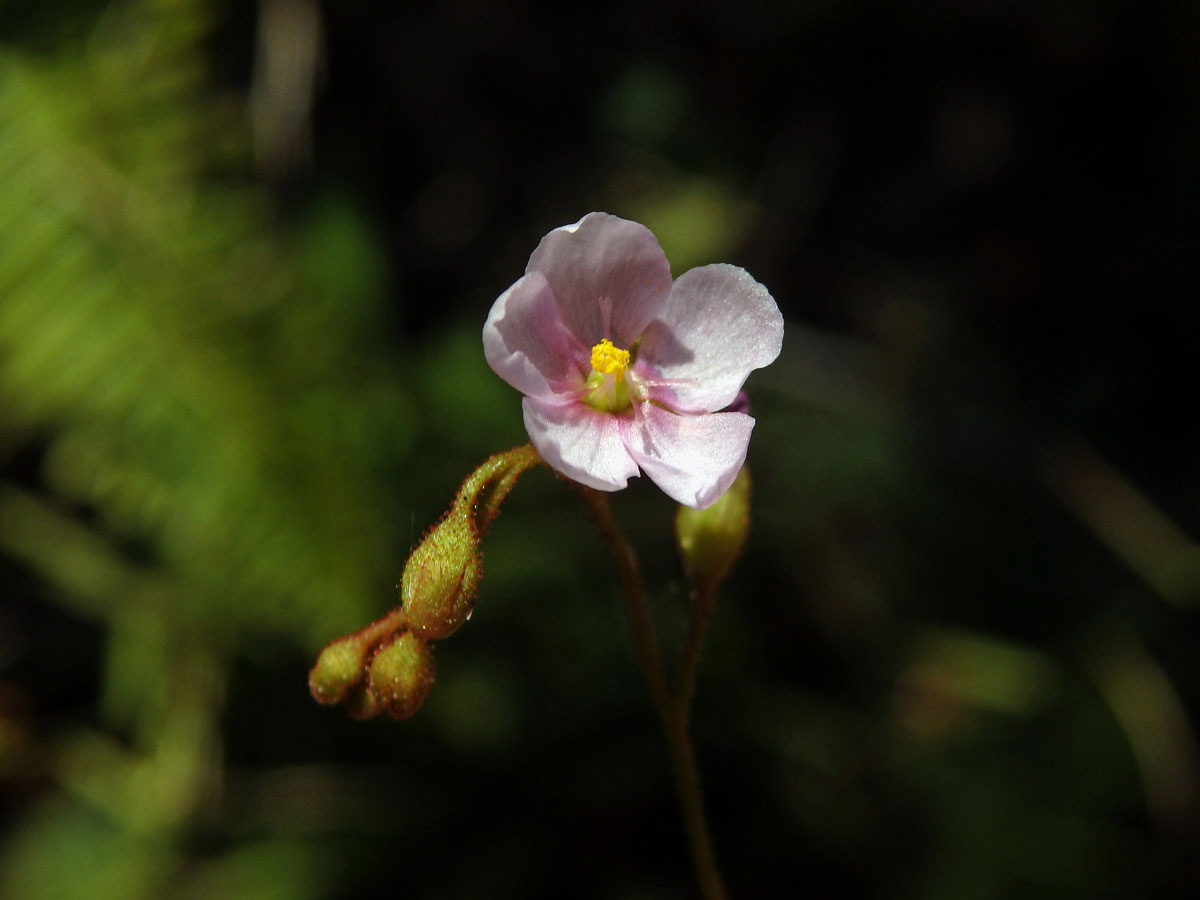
[1,1,1198,897]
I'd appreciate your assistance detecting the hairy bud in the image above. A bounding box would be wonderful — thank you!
[309,445,543,722]
[309,633,372,706]
[368,631,436,720]
[401,507,481,640]
[343,682,384,720]
[675,466,752,590]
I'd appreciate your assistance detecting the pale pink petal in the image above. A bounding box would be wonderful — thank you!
[637,264,783,412]
[483,271,587,401]
[527,213,673,347]
[523,397,641,492]
[620,403,754,509]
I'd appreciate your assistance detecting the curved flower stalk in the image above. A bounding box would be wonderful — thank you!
[484,212,783,509]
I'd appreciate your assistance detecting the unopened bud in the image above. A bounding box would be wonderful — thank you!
[675,466,752,590]
[343,682,383,720]
[309,446,544,723]
[401,507,481,640]
[309,634,371,706]
[367,631,436,720]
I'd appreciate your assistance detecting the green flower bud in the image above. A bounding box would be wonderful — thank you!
[401,507,481,640]
[308,633,371,706]
[675,466,752,590]
[309,447,544,723]
[343,682,383,720]
[367,631,436,720]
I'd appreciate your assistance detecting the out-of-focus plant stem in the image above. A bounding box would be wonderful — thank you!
[575,485,728,900]
[675,582,716,717]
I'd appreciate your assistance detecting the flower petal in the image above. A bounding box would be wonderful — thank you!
[620,404,754,509]
[523,397,641,491]
[527,212,673,347]
[638,263,783,412]
[483,271,587,401]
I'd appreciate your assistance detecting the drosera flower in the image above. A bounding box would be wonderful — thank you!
[483,212,783,509]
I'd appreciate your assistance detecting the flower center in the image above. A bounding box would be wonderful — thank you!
[584,338,633,413]
[590,339,630,379]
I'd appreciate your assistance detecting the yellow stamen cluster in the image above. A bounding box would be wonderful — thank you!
[590,338,630,379]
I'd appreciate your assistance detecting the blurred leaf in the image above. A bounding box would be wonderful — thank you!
[0,1,410,645]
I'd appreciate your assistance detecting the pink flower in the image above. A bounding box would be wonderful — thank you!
[483,212,783,509]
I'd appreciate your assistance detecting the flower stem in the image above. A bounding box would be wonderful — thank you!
[574,485,728,900]
[675,582,717,717]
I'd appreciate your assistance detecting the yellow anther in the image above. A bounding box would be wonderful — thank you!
[590,338,630,379]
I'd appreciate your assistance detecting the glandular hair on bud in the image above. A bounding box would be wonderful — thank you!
[675,466,752,590]
[401,507,481,640]
[309,633,371,706]
[368,631,435,720]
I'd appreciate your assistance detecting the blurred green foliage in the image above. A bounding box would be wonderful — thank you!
[1,1,1199,899]
[0,2,411,896]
